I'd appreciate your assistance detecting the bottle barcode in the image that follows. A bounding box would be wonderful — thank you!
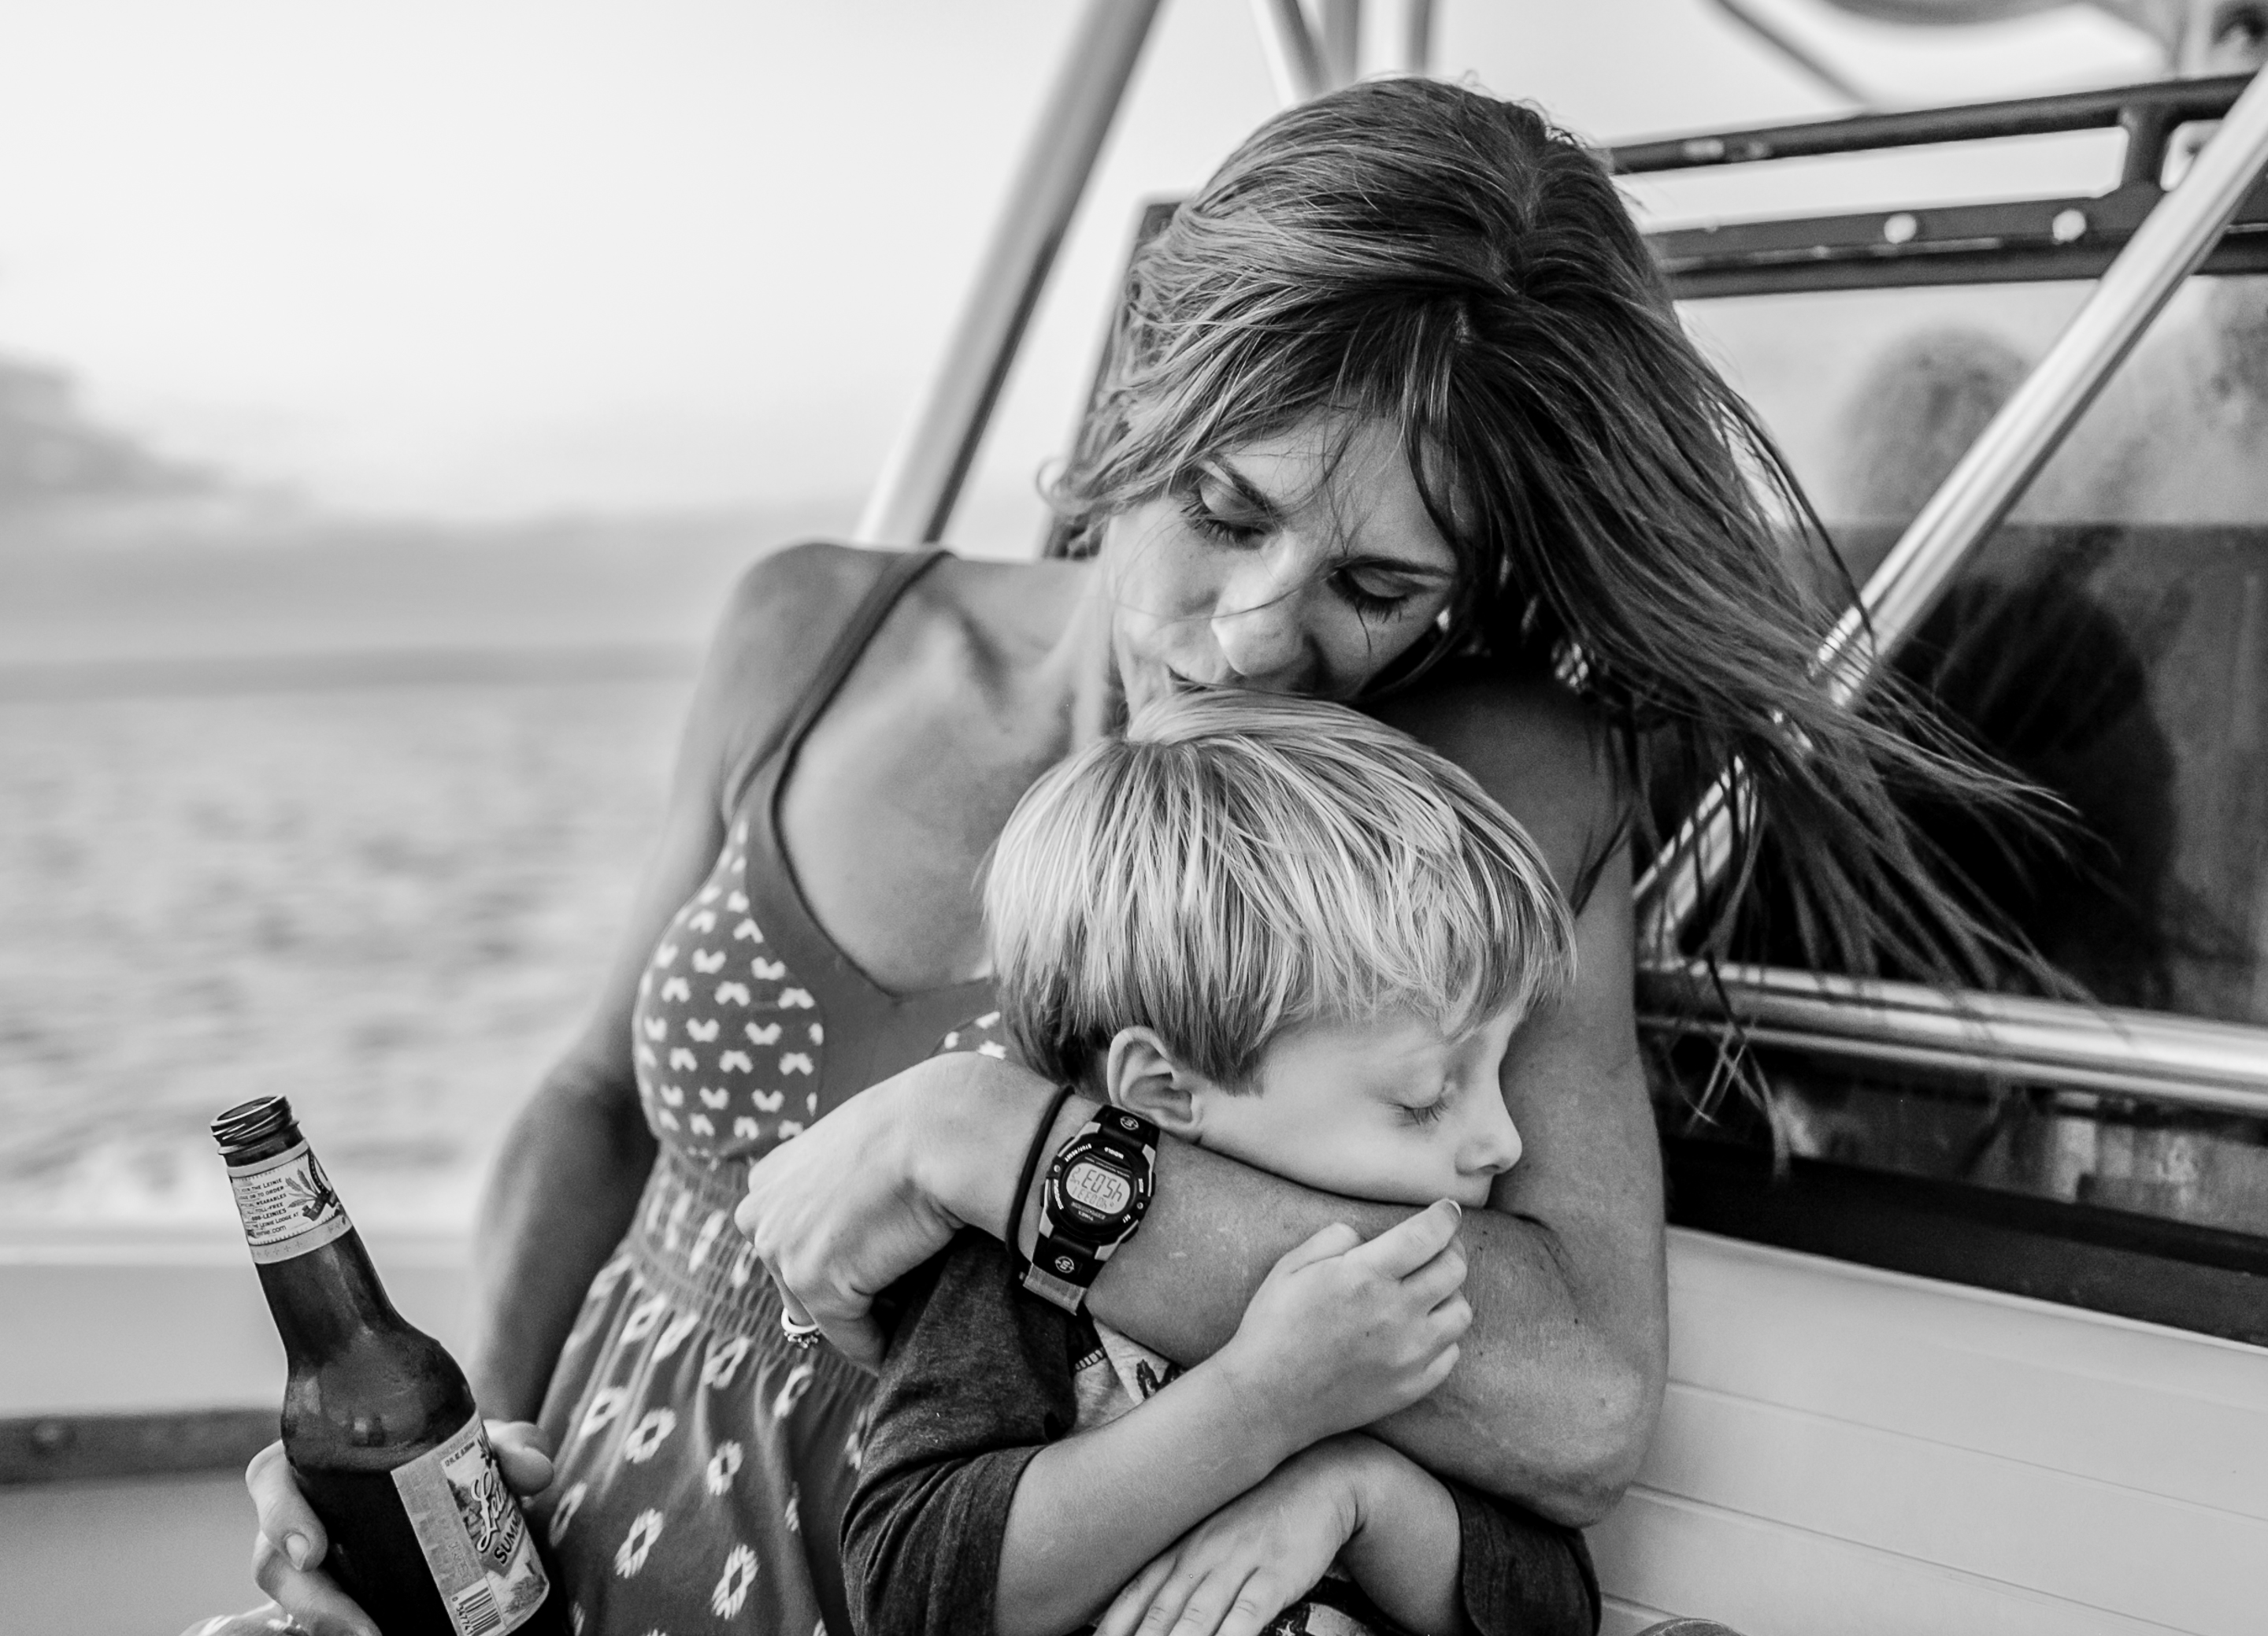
[454,1582,502,1636]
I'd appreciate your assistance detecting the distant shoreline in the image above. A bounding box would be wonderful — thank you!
[0,643,702,701]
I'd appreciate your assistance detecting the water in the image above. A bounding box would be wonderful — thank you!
[0,670,697,1233]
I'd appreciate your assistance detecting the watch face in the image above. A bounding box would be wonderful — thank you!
[1062,1157,1133,1219]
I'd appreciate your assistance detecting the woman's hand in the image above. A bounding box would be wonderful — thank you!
[190,1422,556,1636]
[1091,1438,1369,1636]
[736,1051,1057,1368]
[1212,1199,1470,1454]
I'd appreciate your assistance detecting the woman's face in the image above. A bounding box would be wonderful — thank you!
[1095,415,1463,717]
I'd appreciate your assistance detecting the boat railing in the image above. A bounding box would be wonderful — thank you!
[1633,61,2268,959]
[1641,965,2268,1120]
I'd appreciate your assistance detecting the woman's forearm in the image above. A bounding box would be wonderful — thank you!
[1091,1143,1646,1521]
[982,1072,1662,1523]
[465,1062,658,1419]
[917,1037,1666,1525]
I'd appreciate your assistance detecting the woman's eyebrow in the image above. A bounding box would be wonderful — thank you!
[1197,458,1283,516]
[1206,455,1456,579]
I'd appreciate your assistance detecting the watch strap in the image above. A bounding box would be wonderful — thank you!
[1019,1259,1091,1311]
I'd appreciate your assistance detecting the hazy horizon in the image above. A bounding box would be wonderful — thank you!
[0,0,2166,547]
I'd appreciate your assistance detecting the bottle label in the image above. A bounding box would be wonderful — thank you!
[227,1140,352,1264]
[391,1413,553,1636]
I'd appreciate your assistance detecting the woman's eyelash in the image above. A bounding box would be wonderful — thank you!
[1178,490,1266,543]
[1339,576,1414,618]
[1177,490,1416,618]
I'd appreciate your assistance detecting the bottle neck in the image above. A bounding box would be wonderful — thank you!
[221,1130,398,1364]
[257,1228,402,1364]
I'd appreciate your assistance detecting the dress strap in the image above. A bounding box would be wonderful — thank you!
[720,547,951,820]
[768,547,951,766]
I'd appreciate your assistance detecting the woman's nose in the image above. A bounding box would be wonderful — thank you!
[1210,558,1314,688]
[1463,1094,1524,1178]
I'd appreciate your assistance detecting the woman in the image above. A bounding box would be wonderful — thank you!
[224,78,1996,1635]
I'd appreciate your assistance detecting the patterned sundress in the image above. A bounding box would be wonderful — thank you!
[532,548,1004,1635]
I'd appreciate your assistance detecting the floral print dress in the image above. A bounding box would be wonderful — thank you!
[532,549,1004,1635]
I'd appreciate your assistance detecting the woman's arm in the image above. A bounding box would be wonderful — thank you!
[465,541,902,1412]
[228,544,891,1636]
[755,863,1660,1526]
[1073,844,1664,1524]
[461,885,676,1415]
[746,678,1666,1523]
[980,859,1658,1525]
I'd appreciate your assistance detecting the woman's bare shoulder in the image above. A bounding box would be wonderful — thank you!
[1369,670,1630,902]
[710,544,1074,676]
[689,541,921,807]
[708,540,907,674]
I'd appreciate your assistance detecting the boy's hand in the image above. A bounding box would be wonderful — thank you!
[1091,1438,1370,1636]
[1214,1198,1469,1455]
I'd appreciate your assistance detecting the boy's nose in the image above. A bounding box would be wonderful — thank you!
[1463,1094,1524,1177]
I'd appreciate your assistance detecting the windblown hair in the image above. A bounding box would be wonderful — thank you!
[1050,76,2033,986]
[984,690,1577,1091]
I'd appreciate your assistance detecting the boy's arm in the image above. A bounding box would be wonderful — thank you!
[1340,1442,1601,1636]
[995,1355,1301,1636]
[847,1208,1473,1636]
[843,1232,1078,1636]
[1001,1203,1472,1636]
[1093,1437,1598,1636]
[845,1233,1290,1636]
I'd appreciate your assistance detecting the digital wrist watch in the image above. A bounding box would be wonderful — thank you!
[1021,1107,1158,1314]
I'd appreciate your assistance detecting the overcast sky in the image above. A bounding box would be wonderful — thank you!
[0,0,2164,537]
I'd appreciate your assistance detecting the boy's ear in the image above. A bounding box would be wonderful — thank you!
[1104,1028,1206,1138]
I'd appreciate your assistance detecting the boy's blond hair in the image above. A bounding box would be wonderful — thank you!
[984,689,1576,1090]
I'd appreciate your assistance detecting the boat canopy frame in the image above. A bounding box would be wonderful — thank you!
[1625,62,2268,1123]
[856,10,2268,1123]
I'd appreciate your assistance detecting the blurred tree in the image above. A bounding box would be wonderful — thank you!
[0,356,209,514]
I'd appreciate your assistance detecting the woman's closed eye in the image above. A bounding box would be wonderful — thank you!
[1178,482,1270,547]
[1334,567,1420,621]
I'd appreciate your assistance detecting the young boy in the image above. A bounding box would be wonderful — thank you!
[843,691,1600,1636]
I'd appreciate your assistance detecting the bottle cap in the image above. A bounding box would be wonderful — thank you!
[211,1096,298,1156]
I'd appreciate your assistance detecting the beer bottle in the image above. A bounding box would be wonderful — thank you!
[213,1096,567,1636]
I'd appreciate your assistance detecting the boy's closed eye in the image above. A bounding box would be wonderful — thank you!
[1104,1007,1525,1211]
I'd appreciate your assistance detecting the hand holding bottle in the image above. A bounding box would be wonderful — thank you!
[206,1423,555,1636]
[206,1097,569,1636]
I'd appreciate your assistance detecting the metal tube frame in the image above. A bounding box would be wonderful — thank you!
[1610,73,2250,174]
[1389,0,1435,76]
[1641,964,2268,1119]
[1251,0,1329,105]
[854,0,1165,547]
[1705,0,1873,106]
[1319,0,1362,87]
[1636,60,2268,955]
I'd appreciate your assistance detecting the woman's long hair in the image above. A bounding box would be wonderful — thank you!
[1049,77,2039,987]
